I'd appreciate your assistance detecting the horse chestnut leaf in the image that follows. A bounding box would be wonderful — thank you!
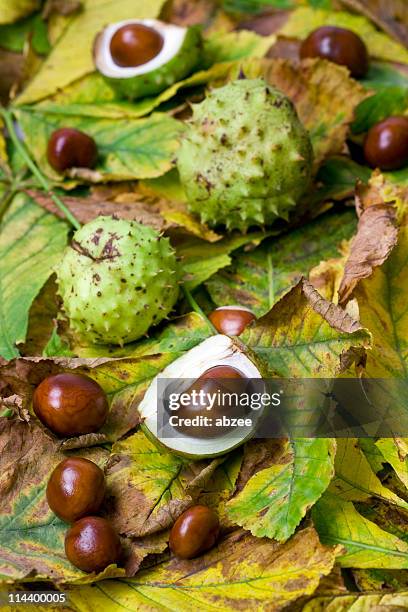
[300,26,369,78]
[65,516,122,573]
[209,306,256,336]
[47,457,106,523]
[110,23,164,68]
[47,128,97,173]
[364,116,408,171]
[33,373,109,437]
[169,505,220,559]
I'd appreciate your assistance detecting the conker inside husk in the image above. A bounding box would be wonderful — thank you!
[33,373,109,437]
[65,516,122,573]
[209,306,256,336]
[169,505,220,559]
[364,116,408,171]
[47,128,97,173]
[46,457,106,523]
[172,365,249,438]
[110,23,164,68]
[300,26,369,78]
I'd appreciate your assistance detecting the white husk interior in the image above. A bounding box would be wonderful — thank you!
[139,335,263,457]
[96,19,187,78]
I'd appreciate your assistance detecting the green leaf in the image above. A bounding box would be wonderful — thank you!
[313,492,408,568]
[242,279,371,377]
[0,0,40,25]
[362,61,408,91]
[313,157,371,203]
[206,209,356,316]
[332,438,408,509]
[280,7,408,64]
[0,193,68,360]
[16,0,167,104]
[16,108,183,183]
[226,438,335,541]
[352,88,408,134]
[0,13,51,54]
[180,232,268,290]
[202,30,275,66]
[67,526,339,612]
[376,438,408,489]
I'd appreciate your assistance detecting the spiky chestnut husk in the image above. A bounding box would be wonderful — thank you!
[56,216,179,346]
[94,21,202,100]
[177,78,313,232]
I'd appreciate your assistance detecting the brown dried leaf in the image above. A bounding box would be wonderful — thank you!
[161,0,217,27]
[339,0,408,47]
[338,205,398,306]
[42,0,82,18]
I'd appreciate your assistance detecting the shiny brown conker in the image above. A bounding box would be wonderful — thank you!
[209,306,256,336]
[300,26,369,78]
[110,23,164,68]
[65,516,122,573]
[47,128,97,173]
[169,505,220,559]
[363,116,408,171]
[46,457,106,523]
[174,365,248,439]
[33,373,109,437]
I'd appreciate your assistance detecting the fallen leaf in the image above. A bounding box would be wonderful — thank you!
[242,278,371,377]
[338,187,398,306]
[67,526,339,611]
[226,438,336,541]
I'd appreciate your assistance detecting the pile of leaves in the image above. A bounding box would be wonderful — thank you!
[0,0,408,609]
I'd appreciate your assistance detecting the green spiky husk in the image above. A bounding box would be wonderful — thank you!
[177,78,314,232]
[56,216,179,346]
[102,27,202,100]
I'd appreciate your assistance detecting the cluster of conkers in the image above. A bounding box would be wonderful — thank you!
[47,457,122,573]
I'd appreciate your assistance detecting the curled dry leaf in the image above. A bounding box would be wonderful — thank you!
[42,0,82,19]
[161,0,217,28]
[338,202,398,306]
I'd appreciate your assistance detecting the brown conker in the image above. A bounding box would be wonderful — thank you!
[33,373,109,437]
[364,115,408,171]
[209,306,256,336]
[65,516,122,573]
[47,128,97,173]
[46,457,106,523]
[169,505,220,559]
[173,365,248,438]
[300,26,369,78]
[110,23,164,68]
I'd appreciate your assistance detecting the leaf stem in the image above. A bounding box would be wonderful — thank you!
[0,108,81,230]
[182,286,217,334]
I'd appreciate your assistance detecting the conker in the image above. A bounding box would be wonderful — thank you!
[173,365,248,438]
[65,516,122,573]
[33,373,109,437]
[47,457,106,523]
[364,116,408,171]
[110,23,164,68]
[169,505,220,559]
[47,128,97,172]
[300,26,369,78]
[209,306,256,336]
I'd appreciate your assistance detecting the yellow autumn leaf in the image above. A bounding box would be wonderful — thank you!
[280,7,408,65]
